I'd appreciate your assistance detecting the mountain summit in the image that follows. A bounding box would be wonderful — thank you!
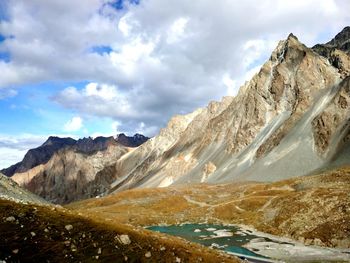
[2,134,149,203]
[8,28,350,204]
[103,29,350,193]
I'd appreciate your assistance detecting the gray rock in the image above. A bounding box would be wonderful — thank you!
[65,225,73,231]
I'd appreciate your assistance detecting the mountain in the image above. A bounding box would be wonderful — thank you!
[0,172,48,205]
[11,143,130,204]
[1,134,149,178]
[312,26,350,77]
[7,28,350,204]
[313,26,350,55]
[102,29,350,193]
[1,137,76,177]
[4,134,149,204]
[116,133,150,147]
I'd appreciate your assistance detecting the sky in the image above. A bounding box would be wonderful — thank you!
[0,0,349,168]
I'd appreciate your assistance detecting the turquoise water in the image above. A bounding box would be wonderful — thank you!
[147,224,268,259]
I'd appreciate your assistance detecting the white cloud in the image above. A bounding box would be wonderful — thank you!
[63,116,83,132]
[54,82,134,119]
[0,133,81,168]
[222,74,237,96]
[0,0,349,137]
[85,82,118,101]
[167,17,189,44]
[0,147,27,169]
[0,133,51,169]
[111,121,121,134]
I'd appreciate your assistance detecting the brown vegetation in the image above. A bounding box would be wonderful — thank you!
[68,167,350,249]
[0,199,240,262]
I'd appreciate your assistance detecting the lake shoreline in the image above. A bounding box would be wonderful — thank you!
[146,223,350,262]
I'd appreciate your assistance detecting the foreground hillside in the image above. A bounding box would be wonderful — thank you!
[0,173,48,205]
[68,167,350,249]
[0,199,239,263]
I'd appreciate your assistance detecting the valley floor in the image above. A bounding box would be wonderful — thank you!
[2,167,349,262]
[67,167,350,260]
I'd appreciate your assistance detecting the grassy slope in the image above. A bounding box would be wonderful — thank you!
[0,199,240,263]
[68,167,350,248]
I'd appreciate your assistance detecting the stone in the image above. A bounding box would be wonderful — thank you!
[65,225,73,231]
[117,234,131,245]
[145,252,151,258]
[5,216,15,222]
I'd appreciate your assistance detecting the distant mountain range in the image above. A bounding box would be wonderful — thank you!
[1,134,149,177]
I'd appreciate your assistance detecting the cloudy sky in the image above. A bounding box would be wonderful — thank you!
[0,0,349,168]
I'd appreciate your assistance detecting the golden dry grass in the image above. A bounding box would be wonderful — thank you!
[0,199,240,262]
[67,167,350,248]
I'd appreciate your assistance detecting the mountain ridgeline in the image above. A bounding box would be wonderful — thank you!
[1,134,149,177]
[104,28,350,193]
[1,134,149,204]
[5,27,350,205]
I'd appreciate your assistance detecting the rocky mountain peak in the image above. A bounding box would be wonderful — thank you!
[74,136,117,154]
[326,26,350,52]
[115,133,149,147]
[287,32,298,41]
[312,26,350,77]
[2,133,149,178]
[105,27,348,193]
[42,136,76,146]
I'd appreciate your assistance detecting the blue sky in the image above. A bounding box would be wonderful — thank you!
[0,0,349,168]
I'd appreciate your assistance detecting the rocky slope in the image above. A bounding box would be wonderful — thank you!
[11,143,131,204]
[1,137,76,177]
[0,199,239,263]
[313,26,350,77]
[101,27,350,192]
[0,173,48,205]
[2,134,149,177]
[116,133,149,147]
[7,134,149,204]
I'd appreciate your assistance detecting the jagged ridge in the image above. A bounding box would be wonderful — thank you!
[2,134,149,177]
[105,27,350,192]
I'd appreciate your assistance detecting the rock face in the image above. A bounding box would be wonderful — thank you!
[7,134,149,204]
[105,28,350,192]
[0,173,48,205]
[2,134,150,178]
[115,133,149,147]
[11,143,130,204]
[1,137,76,177]
[312,26,350,77]
[313,26,350,55]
